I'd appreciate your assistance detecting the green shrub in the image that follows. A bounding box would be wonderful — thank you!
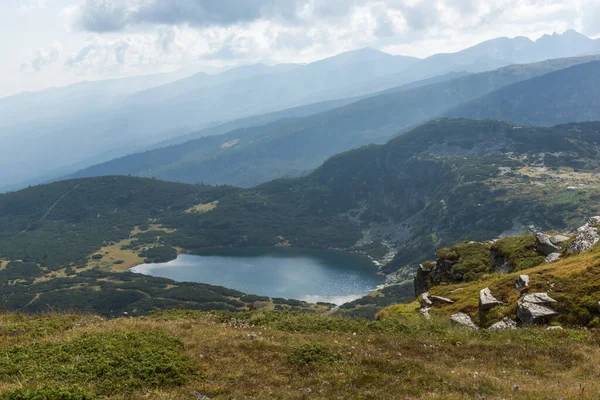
[2,386,95,400]
[0,330,195,395]
[289,343,341,366]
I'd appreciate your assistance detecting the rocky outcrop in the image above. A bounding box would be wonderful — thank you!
[578,216,600,232]
[420,292,433,308]
[517,293,559,325]
[536,232,568,256]
[488,318,517,331]
[431,258,458,284]
[450,313,478,329]
[567,227,600,254]
[515,275,529,289]
[414,263,433,296]
[479,288,503,310]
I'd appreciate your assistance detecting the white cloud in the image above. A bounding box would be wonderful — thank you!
[20,42,62,71]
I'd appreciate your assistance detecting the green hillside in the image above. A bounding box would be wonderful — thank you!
[446,60,600,125]
[3,118,600,316]
[69,55,600,188]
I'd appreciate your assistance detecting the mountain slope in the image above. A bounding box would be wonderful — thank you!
[70,55,600,187]
[446,60,600,126]
[0,49,418,190]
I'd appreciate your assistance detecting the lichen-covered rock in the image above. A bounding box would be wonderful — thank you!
[522,293,557,304]
[545,253,561,263]
[488,318,517,331]
[517,302,559,325]
[515,275,529,289]
[536,232,562,256]
[588,216,600,226]
[567,227,600,254]
[479,288,503,310]
[450,312,478,329]
[430,295,455,304]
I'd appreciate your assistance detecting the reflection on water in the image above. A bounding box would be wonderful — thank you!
[131,248,385,305]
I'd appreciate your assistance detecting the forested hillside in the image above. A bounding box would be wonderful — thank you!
[4,118,600,315]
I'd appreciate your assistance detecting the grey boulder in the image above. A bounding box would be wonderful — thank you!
[535,232,562,256]
[488,318,517,331]
[567,227,600,254]
[522,293,557,304]
[479,288,503,310]
[450,313,478,329]
[545,253,561,263]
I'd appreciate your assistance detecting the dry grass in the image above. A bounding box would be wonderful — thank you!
[1,311,600,399]
[184,201,219,214]
[86,238,145,273]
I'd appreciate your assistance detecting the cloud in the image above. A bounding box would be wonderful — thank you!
[71,0,307,32]
[62,0,600,75]
[20,42,62,72]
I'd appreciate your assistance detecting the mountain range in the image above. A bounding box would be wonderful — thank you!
[2,30,600,191]
[69,54,600,187]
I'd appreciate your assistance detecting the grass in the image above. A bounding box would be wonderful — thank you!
[492,235,546,271]
[184,201,219,214]
[86,238,145,273]
[1,311,600,399]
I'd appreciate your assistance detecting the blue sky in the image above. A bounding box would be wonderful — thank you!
[2,0,599,98]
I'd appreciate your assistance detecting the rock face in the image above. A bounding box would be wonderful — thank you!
[479,288,503,310]
[490,248,514,274]
[567,227,600,254]
[431,258,458,284]
[577,216,600,232]
[414,263,433,296]
[450,313,478,329]
[535,232,562,256]
[517,292,559,325]
[515,275,529,289]
[488,318,517,331]
[545,253,561,263]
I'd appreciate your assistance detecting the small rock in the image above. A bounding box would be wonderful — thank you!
[488,318,517,331]
[420,307,431,320]
[522,293,557,304]
[512,385,520,392]
[479,288,503,310]
[546,326,564,330]
[517,302,559,325]
[420,293,433,308]
[450,312,478,330]
[545,252,561,263]
[567,227,600,254]
[515,275,529,289]
[536,232,562,256]
[430,295,455,304]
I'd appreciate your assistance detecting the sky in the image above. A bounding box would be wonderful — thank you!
[1,0,599,98]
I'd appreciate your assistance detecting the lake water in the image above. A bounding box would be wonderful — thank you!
[131,248,385,305]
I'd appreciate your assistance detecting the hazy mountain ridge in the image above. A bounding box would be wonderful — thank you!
[69,54,600,187]
[446,60,600,125]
